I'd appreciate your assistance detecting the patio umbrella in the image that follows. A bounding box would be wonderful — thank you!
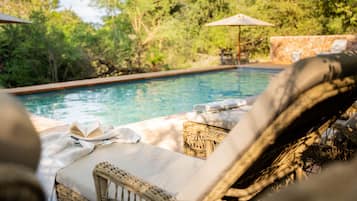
[0,13,31,24]
[206,13,273,64]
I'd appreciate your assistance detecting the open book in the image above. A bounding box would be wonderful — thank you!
[69,121,104,139]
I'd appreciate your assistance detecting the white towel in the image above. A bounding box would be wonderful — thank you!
[37,124,141,201]
[103,127,141,144]
[193,98,247,113]
[37,125,141,201]
[221,99,247,110]
[37,132,95,201]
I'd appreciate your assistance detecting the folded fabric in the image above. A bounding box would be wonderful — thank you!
[37,125,141,201]
[187,105,252,130]
[193,98,247,113]
[106,127,141,144]
[37,132,95,201]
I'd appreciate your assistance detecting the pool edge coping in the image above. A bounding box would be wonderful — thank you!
[1,65,241,95]
[1,63,287,95]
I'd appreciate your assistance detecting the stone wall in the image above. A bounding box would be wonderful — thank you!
[270,34,357,64]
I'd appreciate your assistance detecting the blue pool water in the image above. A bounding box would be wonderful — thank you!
[18,68,281,126]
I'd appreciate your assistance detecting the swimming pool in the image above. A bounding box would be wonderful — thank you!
[18,68,281,126]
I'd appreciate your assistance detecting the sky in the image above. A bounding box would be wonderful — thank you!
[59,0,106,24]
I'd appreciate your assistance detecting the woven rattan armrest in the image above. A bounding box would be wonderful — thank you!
[56,183,89,201]
[93,162,176,201]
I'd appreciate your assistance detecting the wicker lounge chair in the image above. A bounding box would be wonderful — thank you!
[183,102,357,159]
[55,52,357,201]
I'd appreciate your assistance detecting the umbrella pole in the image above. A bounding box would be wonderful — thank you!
[237,26,241,65]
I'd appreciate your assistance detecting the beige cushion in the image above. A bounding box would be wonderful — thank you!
[56,143,204,200]
[0,94,40,171]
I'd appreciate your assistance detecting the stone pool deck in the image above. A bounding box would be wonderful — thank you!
[35,106,250,154]
[242,62,290,69]
[1,65,237,95]
[30,115,66,132]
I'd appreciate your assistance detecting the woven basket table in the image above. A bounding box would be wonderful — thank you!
[183,106,251,159]
[183,121,229,158]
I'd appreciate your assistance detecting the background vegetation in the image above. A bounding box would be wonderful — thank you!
[0,0,356,87]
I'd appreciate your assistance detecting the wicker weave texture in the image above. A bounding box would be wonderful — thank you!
[93,162,176,201]
[56,183,88,201]
[183,121,228,158]
[202,76,357,201]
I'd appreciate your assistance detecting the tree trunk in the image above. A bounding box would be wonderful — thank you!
[48,50,58,82]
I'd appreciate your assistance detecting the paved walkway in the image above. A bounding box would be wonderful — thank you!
[30,115,65,132]
[241,62,290,69]
[1,65,237,95]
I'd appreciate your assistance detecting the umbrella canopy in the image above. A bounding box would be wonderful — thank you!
[206,13,274,27]
[0,13,31,24]
[206,13,273,64]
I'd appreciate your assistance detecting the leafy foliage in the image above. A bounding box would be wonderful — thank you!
[0,11,93,87]
[0,0,356,87]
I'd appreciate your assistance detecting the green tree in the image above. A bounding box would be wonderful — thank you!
[0,10,93,87]
[94,0,183,69]
[316,0,357,33]
[1,0,357,88]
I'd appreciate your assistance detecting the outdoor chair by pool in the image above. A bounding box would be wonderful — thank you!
[55,52,357,201]
[182,101,357,160]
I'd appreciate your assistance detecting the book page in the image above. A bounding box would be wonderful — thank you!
[70,121,102,138]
